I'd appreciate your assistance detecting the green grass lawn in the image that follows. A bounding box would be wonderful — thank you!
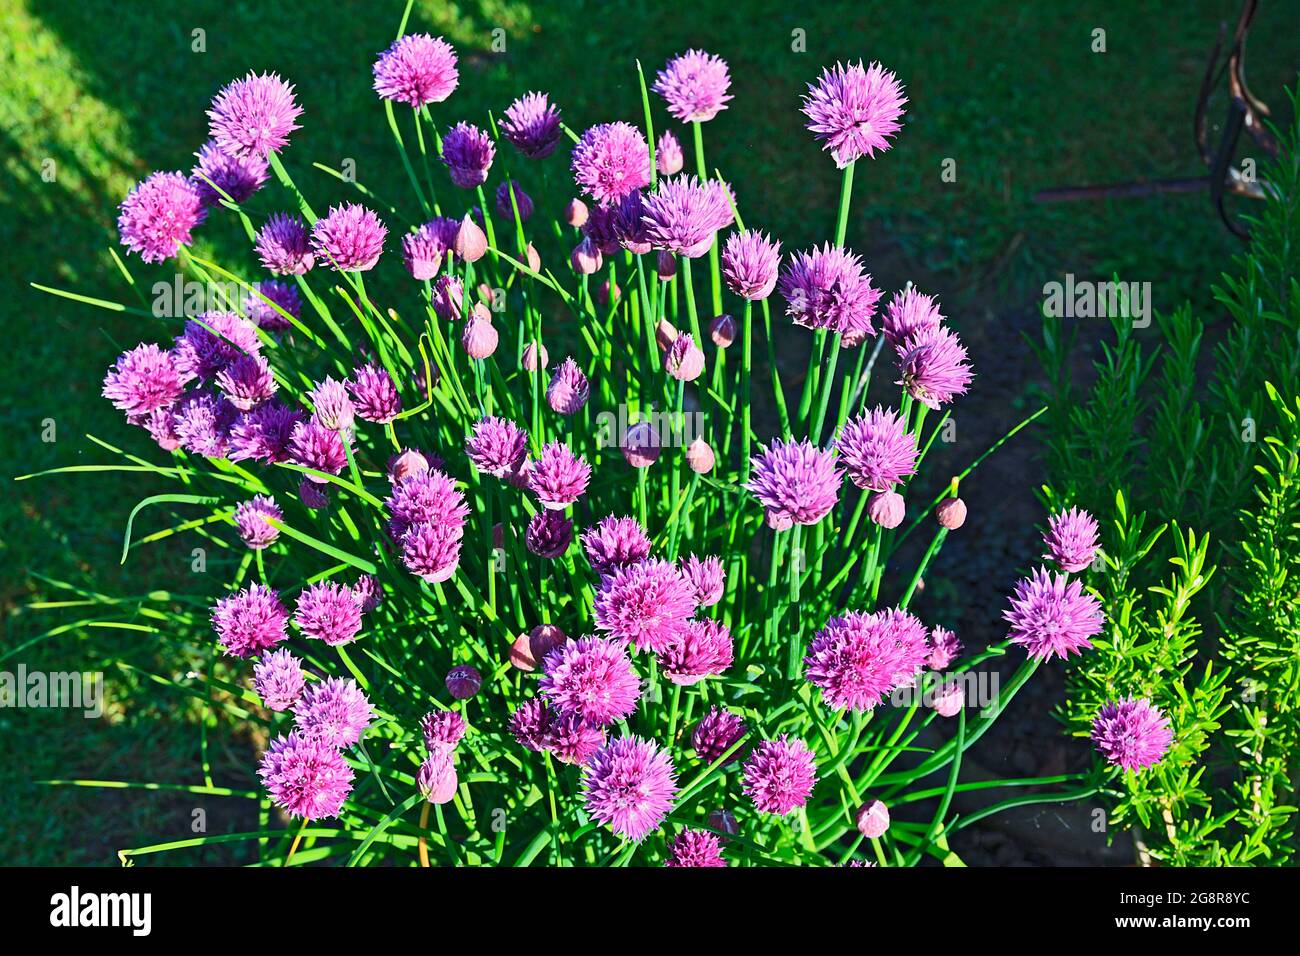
[1,0,1296,864]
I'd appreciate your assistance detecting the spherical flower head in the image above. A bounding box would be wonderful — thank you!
[216,352,278,411]
[544,357,589,417]
[1043,506,1100,573]
[373,33,458,107]
[496,179,533,221]
[538,635,641,727]
[142,407,182,451]
[212,583,288,658]
[229,402,302,464]
[208,71,302,158]
[117,171,205,263]
[466,416,528,478]
[583,735,678,843]
[927,625,962,670]
[654,49,733,123]
[191,141,268,206]
[835,405,918,491]
[253,648,305,712]
[348,362,401,423]
[255,213,315,274]
[804,608,930,711]
[778,243,881,337]
[685,436,716,474]
[431,273,465,321]
[658,619,733,686]
[234,494,282,549]
[311,203,387,272]
[581,515,652,576]
[1091,697,1174,771]
[259,731,353,820]
[544,712,607,765]
[417,750,459,804]
[501,91,563,159]
[746,438,842,528]
[245,279,302,333]
[400,521,463,583]
[102,343,185,422]
[445,664,482,700]
[294,677,374,748]
[173,311,263,383]
[692,706,747,763]
[866,489,905,529]
[295,581,364,647]
[621,421,662,469]
[682,554,725,606]
[855,798,890,839]
[882,287,943,349]
[400,219,454,280]
[528,441,591,510]
[594,558,699,654]
[896,325,973,410]
[1004,567,1104,660]
[350,573,382,613]
[571,122,651,206]
[801,60,906,167]
[656,130,684,175]
[526,509,573,559]
[642,174,731,259]
[664,332,706,381]
[442,121,495,189]
[289,418,349,481]
[421,710,467,752]
[173,393,236,458]
[308,376,355,433]
[721,230,782,300]
[742,736,817,816]
[665,829,726,867]
[511,697,553,751]
[386,469,469,538]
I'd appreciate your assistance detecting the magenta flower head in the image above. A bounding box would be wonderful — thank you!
[583,735,678,843]
[400,523,463,583]
[422,710,467,752]
[294,677,374,748]
[721,230,782,300]
[571,122,651,206]
[896,325,973,410]
[510,697,553,751]
[683,554,725,606]
[927,625,962,670]
[835,406,919,491]
[659,619,734,686]
[692,706,747,763]
[259,731,353,820]
[445,664,482,700]
[191,141,268,206]
[417,750,459,804]
[386,469,469,539]
[253,648,305,712]
[229,402,302,464]
[664,332,706,381]
[804,608,930,711]
[117,171,205,263]
[373,33,459,107]
[546,357,590,415]
[245,279,302,333]
[665,829,726,868]
[539,635,642,727]
[866,489,905,529]
[742,736,817,816]
[289,419,349,481]
[496,179,534,221]
[212,583,288,658]
[441,121,495,189]
[401,219,455,279]
[217,353,278,411]
[527,509,573,559]
[234,494,282,549]
[642,174,732,258]
[746,438,842,529]
[255,212,315,274]
[654,50,733,123]
[582,515,653,576]
[173,311,262,382]
[855,798,891,839]
[102,343,185,422]
[350,573,382,613]
[307,377,354,434]
[349,362,401,423]
[1092,697,1174,772]
[656,130,684,176]
[1004,567,1104,660]
[1043,506,1100,573]
[208,71,303,158]
[778,243,881,338]
[311,203,386,272]
[595,558,699,654]
[431,273,465,320]
[467,415,528,478]
[932,679,965,718]
[528,441,591,509]
[295,581,364,647]
[501,91,563,159]
[544,712,607,766]
[882,287,944,349]
[141,407,181,452]
[173,392,236,458]
[802,60,907,167]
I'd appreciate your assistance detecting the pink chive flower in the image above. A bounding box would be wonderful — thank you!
[571,122,651,206]
[311,203,387,271]
[422,710,467,752]
[117,171,206,263]
[804,608,930,711]
[501,91,563,159]
[682,554,725,606]
[932,680,965,718]
[441,121,495,189]
[216,353,278,411]
[289,419,349,481]
[1004,567,1104,660]
[207,71,303,158]
[642,174,732,258]
[307,377,355,433]
[295,582,364,647]
[350,574,382,613]
[191,141,268,206]
[400,218,457,279]
[746,438,842,529]
[544,712,607,765]
[665,829,727,867]
[372,33,459,107]
[882,287,944,349]
[385,469,470,539]
[594,558,698,654]
[656,130,684,175]
[102,343,185,422]
[927,626,962,670]
[212,584,288,658]
[742,736,817,816]
[582,735,678,843]
[245,279,302,332]
[259,732,353,820]
[510,697,554,751]
[234,494,282,550]
[801,60,907,167]
[658,619,734,686]
[173,312,263,383]
[721,230,782,300]
[896,325,973,410]
[401,522,464,583]
[778,243,881,338]
[253,648,305,712]
[546,357,590,415]
[496,179,533,221]
[538,635,642,727]
[527,441,591,510]
[294,677,374,748]
[417,750,459,804]
[664,332,706,381]
[141,407,182,451]
[526,509,573,559]
[430,273,465,320]
[173,393,236,458]
[466,416,529,478]
[581,515,653,576]
[229,402,302,464]
[654,49,733,123]
[1092,697,1174,772]
[255,213,315,274]
[835,406,919,491]
[348,362,401,423]
[692,707,747,763]
[1043,507,1101,573]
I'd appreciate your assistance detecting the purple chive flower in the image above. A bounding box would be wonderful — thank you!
[259,731,354,820]
[896,325,973,410]
[245,279,302,333]
[547,358,590,416]
[212,583,288,658]
[654,50,733,123]
[527,510,573,559]
[102,343,185,422]
[173,312,263,383]
[307,377,354,434]
[882,287,944,349]
[417,750,459,804]
[500,91,563,159]
[117,171,205,263]
[692,706,748,763]
[511,624,569,672]
[255,213,315,275]
[295,581,364,647]
[612,190,654,254]
[721,230,782,300]
[582,204,621,254]
[289,418,349,480]
[932,680,965,718]
[216,353,277,411]
[658,619,734,686]
[656,130,684,176]
[441,121,495,189]
[173,392,236,458]
[927,626,962,670]
[191,141,268,206]
[1043,507,1101,574]
[571,235,603,274]
[581,516,653,576]
[802,60,907,167]
[372,33,459,107]
[544,712,607,766]
[386,469,470,538]
[142,407,182,451]
[350,574,381,613]
[453,215,487,262]
[401,522,464,583]
[664,333,706,381]
[539,635,642,727]
[742,736,817,816]
[641,174,732,258]
[401,217,458,280]
[571,122,651,206]
[234,494,282,549]
[495,179,533,221]
[421,710,467,752]
[665,829,727,868]
[804,608,930,711]
[1092,697,1174,771]
[229,402,302,464]
[778,243,881,338]
[582,735,678,843]
[527,441,591,510]
[208,71,303,158]
[594,558,698,654]
[746,438,843,529]
[430,273,465,321]
[1004,567,1104,660]
[466,416,528,478]
[510,697,553,751]
[835,406,918,492]
[311,203,387,272]
[253,648,305,712]
[348,362,401,424]
[294,677,374,748]
[298,478,329,510]
[682,554,725,606]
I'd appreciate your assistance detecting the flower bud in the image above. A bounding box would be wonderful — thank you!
[685,436,715,474]
[867,489,905,529]
[706,809,739,842]
[417,751,459,805]
[525,241,542,273]
[388,448,429,484]
[564,198,589,228]
[855,799,890,839]
[664,333,705,381]
[596,279,621,306]
[461,316,498,359]
[709,314,736,348]
[621,421,662,469]
[510,624,569,672]
[935,497,966,530]
[932,679,964,718]
[453,214,487,263]
[522,340,548,372]
[445,664,482,700]
[655,318,679,351]
[656,250,677,280]
[570,236,602,275]
[299,477,329,510]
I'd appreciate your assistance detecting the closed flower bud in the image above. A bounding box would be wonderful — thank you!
[417,751,459,805]
[657,250,677,280]
[664,333,705,381]
[855,798,890,839]
[932,679,964,717]
[445,664,482,700]
[621,421,661,468]
[462,316,498,359]
[706,808,739,841]
[656,318,680,351]
[709,313,736,348]
[388,448,429,484]
[596,279,621,306]
[510,623,568,671]
[453,214,487,262]
[936,496,966,530]
[685,436,715,474]
[525,241,542,272]
[564,197,588,228]
[867,489,905,529]
[570,236,602,275]
[522,340,548,372]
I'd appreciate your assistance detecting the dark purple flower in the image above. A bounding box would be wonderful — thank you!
[245,279,302,332]
[527,509,573,559]
[191,141,268,206]
[255,213,315,275]
[692,706,747,763]
[216,352,278,411]
[442,121,495,189]
[500,91,563,159]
